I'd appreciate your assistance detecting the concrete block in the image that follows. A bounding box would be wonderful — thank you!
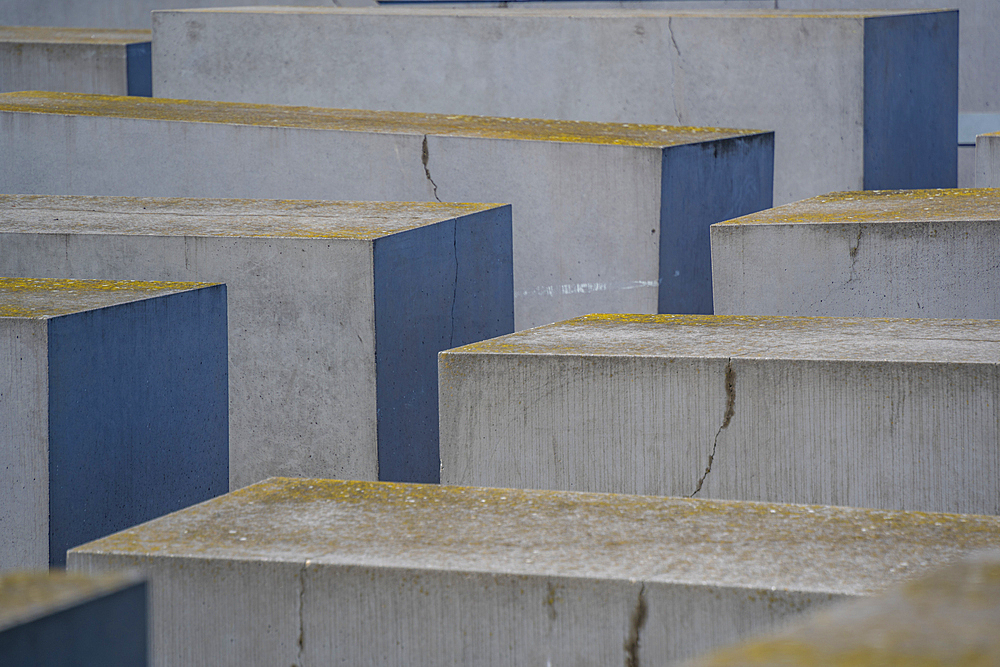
[67,477,1000,666]
[0,26,151,97]
[679,551,1000,667]
[0,570,146,666]
[975,132,1000,187]
[150,7,956,204]
[0,92,773,328]
[0,195,514,487]
[439,314,1000,515]
[710,188,1000,319]
[0,277,228,568]
[0,0,357,30]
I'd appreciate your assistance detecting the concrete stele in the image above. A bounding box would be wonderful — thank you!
[150,7,956,204]
[67,477,1000,666]
[710,188,1000,319]
[975,132,1000,187]
[0,195,513,487]
[0,91,774,328]
[439,314,1000,515]
[0,276,228,568]
[0,26,152,97]
[679,552,1000,667]
[0,570,147,666]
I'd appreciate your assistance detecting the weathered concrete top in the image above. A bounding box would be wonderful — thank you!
[162,7,946,20]
[0,26,151,45]
[0,194,504,240]
[0,570,143,631]
[0,277,217,319]
[717,189,1000,226]
[443,314,1000,364]
[70,478,1000,596]
[0,91,763,148]
[679,552,1000,667]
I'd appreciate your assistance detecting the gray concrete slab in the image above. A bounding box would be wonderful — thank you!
[710,188,1000,319]
[678,551,1000,667]
[0,570,147,666]
[0,194,513,488]
[439,314,1000,515]
[0,26,151,96]
[976,132,1000,187]
[151,7,956,205]
[0,277,228,568]
[67,477,1000,666]
[0,92,773,328]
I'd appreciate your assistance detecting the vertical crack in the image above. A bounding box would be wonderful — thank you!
[667,18,685,124]
[847,225,863,283]
[296,560,309,667]
[421,135,442,202]
[690,359,735,497]
[623,583,647,667]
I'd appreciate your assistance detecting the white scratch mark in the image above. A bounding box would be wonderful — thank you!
[516,279,662,299]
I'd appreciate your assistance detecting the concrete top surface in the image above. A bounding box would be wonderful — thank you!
[0,195,504,240]
[717,189,1000,226]
[444,314,1000,364]
[680,552,1000,667]
[70,478,1000,596]
[0,277,217,319]
[0,26,151,44]
[0,91,765,147]
[160,7,947,20]
[0,570,143,631]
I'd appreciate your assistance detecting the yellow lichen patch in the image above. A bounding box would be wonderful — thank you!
[0,277,218,318]
[0,195,505,240]
[716,189,1000,226]
[0,26,151,45]
[0,91,763,148]
[0,570,142,630]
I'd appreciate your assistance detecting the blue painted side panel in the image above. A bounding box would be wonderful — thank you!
[126,42,152,97]
[0,580,147,666]
[46,285,228,566]
[863,12,957,190]
[659,134,774,314]
[374,206,513,483]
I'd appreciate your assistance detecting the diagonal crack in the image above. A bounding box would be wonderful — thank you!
[690,359,735,497]
[847,224,863,283]
[421,135,442,202]
[623,583,648,667]
[666,18,685,124]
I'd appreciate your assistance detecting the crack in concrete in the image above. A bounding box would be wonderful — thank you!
[296,560,309,667]
[623,583,647,667]
[667,18,685,124]
[690,359,735,497]
[847,225,863,283]
[421,135,442,202]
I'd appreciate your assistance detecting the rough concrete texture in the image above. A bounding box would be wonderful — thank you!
[678,551,1000,667]
[439,314,1000,515]
[0,92,773,328]
[0,194,514,487]
[0,277,228,568]
[976,133,1000,187]
[711,188,1000,318]
[0,26,151,96]
[67,477,1000,666]
[151,7,956,204]
[0,570,147,666]
[0,0,353,30]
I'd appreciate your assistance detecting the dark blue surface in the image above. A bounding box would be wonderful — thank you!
[126,42,152,97]
[374,206,513,483]
[47,285,228,566]
[863,12,957,190]
[0,580,147,666]
[658,134,774,314]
